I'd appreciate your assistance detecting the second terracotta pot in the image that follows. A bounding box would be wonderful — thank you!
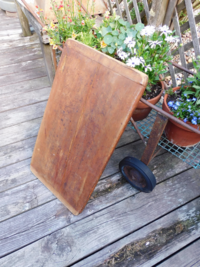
[162,86,200,147]
[132,80,164,121]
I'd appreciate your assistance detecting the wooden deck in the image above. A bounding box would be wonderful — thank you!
[0,9,200,267]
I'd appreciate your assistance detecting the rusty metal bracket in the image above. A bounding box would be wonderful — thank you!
[140,113,168,166]
[130,117,147,146]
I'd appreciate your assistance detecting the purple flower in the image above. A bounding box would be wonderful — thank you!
[192,97,197,101]
[175,101,180,106]
[187,99,192,102]
[168,101,174,107]
[173,105,178,110]
[193,116,197,121]
[183,118,187,122]
[184,93,187,97]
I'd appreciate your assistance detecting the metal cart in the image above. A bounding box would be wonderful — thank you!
[119,64,200,193]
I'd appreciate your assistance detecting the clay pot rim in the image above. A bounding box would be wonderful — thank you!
[163,86,200,132]
[137,80,164,109]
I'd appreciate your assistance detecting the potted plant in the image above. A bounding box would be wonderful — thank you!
[162,57,200,147]
[38,5,180,122]
[95,17,180,121]
[37,0,97,49]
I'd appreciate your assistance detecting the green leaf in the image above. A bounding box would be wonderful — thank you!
[116,38,123,45]
[119,18,126,26]
[111,42,116,48]
[183,90,195,95]
[112,36,118,42]
[135,23,144,31]
[104,35,113,44]
[112,30,119,36]
[119,33,125,40]
[159,70,167,74]
[122,43,126,49]
[102,47,107,53]
[108,47,115,54]
[187,77,196,82]
[102,26,112,37]
[97,32,102,39]
[120,27,125,33]
[126,21,130,28]
[110,22,115,28]
[196,99,200,105]
[129,30,137,37]
[193,85,200,90]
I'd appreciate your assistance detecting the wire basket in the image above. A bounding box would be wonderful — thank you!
[129,103,200,169]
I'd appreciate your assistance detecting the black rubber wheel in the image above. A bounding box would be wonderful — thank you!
[119,156,156,193]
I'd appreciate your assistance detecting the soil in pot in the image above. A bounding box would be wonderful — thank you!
[132,80,164,122]
[163,86,200,147]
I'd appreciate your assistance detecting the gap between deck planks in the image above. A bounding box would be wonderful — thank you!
[157,238,200,267]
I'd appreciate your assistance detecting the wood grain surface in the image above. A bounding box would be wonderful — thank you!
[30,39,148,215]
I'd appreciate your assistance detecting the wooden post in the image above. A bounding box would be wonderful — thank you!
[15,0,32,37]
[148,0,169,26]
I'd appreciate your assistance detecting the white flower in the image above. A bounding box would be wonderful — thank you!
[124,37,136,49]
[148,40,162,48]
[159,25,172,36]
[132,48,137,55]
[165,35,180,43]
[140,26,155,36]
[126,56,143,68]
[144,64,152,72]
[139,57,145,66]
[117,49,129,60]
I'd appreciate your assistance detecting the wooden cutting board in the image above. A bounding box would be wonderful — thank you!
[30,39,148,215]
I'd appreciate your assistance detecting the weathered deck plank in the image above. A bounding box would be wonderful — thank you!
[0,136,36,168]
[0,67,47,87]
[0,118,42,147]
[0,58,44,76]
[0,76,50,96]
[73,198,200,267]
[0,48,42,66]
[0,86,50,112]
[0,28,22,36]
[158,238,200,267]
[1,35,39,50]
[0,168,199,266]
[0,101,47,129]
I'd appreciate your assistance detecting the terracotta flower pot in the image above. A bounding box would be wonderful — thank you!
[162,86,200,147]
[132,80,164,121]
